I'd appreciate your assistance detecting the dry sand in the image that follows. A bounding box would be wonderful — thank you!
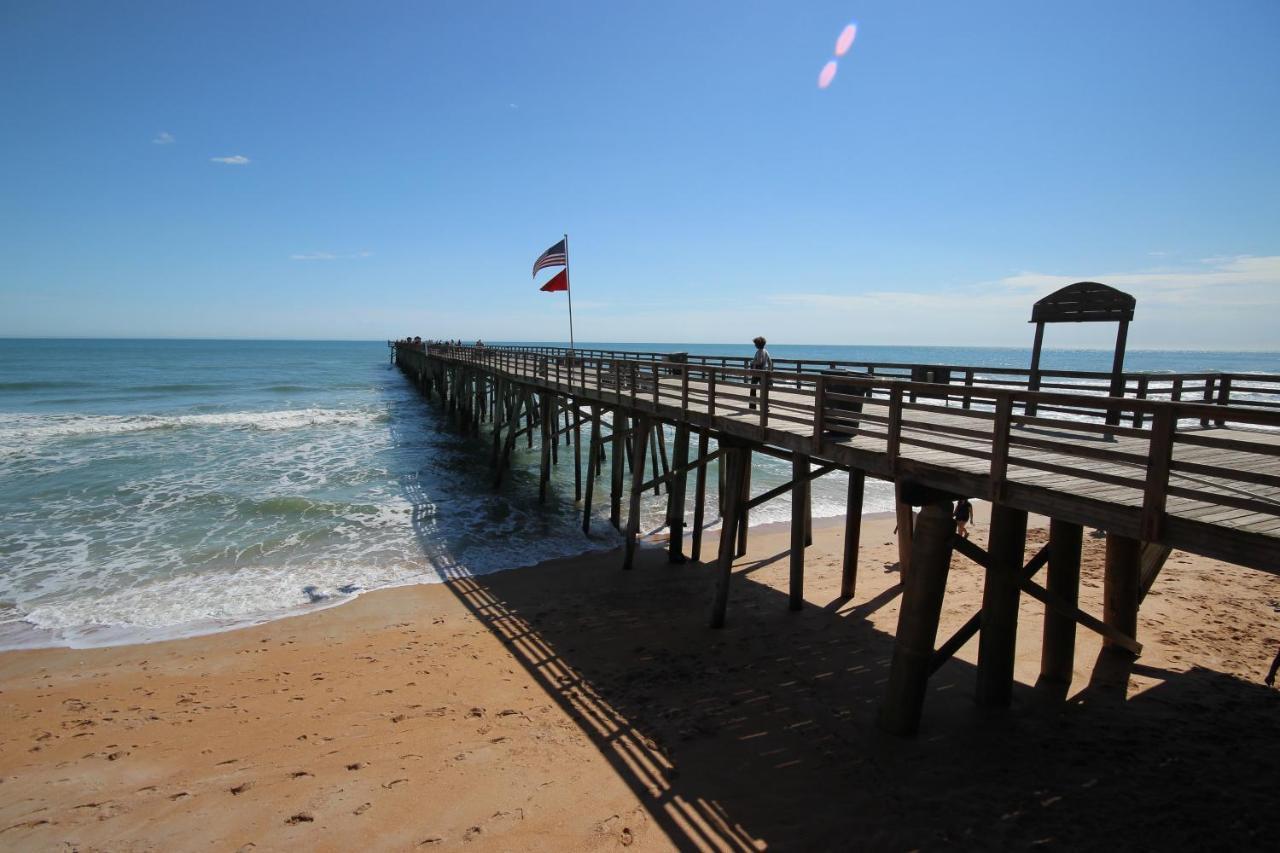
[3,506,1279,851]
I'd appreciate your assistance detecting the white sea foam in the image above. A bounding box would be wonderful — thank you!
[0,409,389,455]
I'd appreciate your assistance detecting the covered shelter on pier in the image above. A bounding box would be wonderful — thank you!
[1027,281,1136,421]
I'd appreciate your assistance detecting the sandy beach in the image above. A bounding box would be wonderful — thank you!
[3,506,1279,851]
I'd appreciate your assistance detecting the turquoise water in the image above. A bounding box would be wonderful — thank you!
[1,339,1276,649]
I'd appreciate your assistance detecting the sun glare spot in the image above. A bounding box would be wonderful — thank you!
[835,23,858,57]
[818,60,838,89]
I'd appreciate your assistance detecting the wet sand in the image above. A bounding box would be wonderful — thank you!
[2,506,1279,850]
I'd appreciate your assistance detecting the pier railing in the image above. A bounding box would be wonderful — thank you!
[473,343,1280,415]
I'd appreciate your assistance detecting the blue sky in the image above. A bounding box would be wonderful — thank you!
[3,1,1278,347]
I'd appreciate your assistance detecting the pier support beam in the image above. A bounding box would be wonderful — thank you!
[709,443,748,628]
[691,431,710,562]
[582,407,600,535]
[538,392,552,502]
[573,401,582,503]
[790,454,810,610]
[610,409,626,530]
[735,450,752,557]
[841,469,865,599]
[1039,519,1083,686]
[1104,532,1142,652]
[490,378,505,468]
[975,503,1029,708]
[668,423,689,563]
[894,481,914,583]
[623,414,652,570]
[879,500,955,736]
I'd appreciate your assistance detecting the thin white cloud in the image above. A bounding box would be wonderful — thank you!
[211,154,250,165]
[290,250,372,261]
[152,131,175,145]
[993,255,1280,305]
[759,255,1280,348]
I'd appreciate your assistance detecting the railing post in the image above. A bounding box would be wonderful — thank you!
[1132,376,1149,429]
[1141,407,1176,541]
[886,385,904,470]
[812,375,827,453]
[681,361,690,418]
[1200,376,1215,427]
[1214,375,1231,427]
[962,368,974,410]
[989,393,1013,502]
[759,372,770,435]
[651,363,660,410]
[708,369,717,417]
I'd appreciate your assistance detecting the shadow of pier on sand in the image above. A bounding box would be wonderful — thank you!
[405,518,1280,848]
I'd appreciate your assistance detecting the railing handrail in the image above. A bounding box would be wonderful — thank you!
[398,342,1280,429]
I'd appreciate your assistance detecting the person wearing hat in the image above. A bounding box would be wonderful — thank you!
[748,336,773,410]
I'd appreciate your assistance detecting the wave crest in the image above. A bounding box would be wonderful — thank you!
[0,408,389,454]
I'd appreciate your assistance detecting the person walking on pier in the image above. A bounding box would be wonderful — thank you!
[748,336,772,410]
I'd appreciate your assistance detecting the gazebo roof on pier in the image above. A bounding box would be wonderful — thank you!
[1030,281,1136,324]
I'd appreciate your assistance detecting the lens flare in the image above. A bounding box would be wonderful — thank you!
[818,60,838,89]
[835,22,858,57]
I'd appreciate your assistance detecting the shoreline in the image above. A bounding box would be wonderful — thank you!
[3,509,1278,849]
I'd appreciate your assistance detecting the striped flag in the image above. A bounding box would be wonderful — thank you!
[531,238,567,277]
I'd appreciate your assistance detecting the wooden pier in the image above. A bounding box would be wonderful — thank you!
[392,334,1280,735]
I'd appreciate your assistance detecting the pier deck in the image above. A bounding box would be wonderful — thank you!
[428,345,1279,572]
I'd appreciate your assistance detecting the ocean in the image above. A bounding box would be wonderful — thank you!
[1,339,1275,650]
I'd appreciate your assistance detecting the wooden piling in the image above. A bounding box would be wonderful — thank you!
[490,378,504,468]
[573,400,582,503]
[879,501,956,736]
[1104,532,1142,651]
[709,444,746,628]
[538,392,552,503]
[691,431,710,562]
[649,425,662,496]
[790,454,809,611]
[894,481,914,582]
[623,414,652,570]
[1040,518,1083,685]
[975,503,1029,707]
[841,469,865,598]
[610,409,626,530]
[735,450,751,557]
[668,423,689,563]
[582,407,600,535]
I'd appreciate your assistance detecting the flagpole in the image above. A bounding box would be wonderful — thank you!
[564,232,576,354]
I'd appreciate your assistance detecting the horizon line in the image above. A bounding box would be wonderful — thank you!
[1,336,1278,354]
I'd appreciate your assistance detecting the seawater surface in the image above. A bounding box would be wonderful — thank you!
[1,339,1275,649]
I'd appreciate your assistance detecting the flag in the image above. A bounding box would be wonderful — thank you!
[539,268,569,292]
[532,238,566,277]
